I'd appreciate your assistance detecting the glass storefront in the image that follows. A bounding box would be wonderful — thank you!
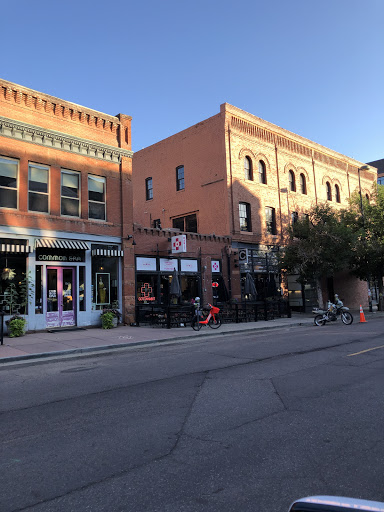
[91,254,118,310]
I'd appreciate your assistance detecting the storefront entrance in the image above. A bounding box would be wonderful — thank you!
[46,267,76,328]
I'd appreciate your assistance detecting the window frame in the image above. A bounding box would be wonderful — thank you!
[265,206,277,235]
[145,177,153,200]
[0,155,18,210]
[172,213,198,233]
[176,166,185,191]
[289,170,296,192]
[258,160,266,184]
[326,182,332,201]
[335,184,341,203]
[28,163,50,214]
[61,169,81,218]
[244,157,253,181]
[239,202,252,232]
[88,174,106,221]
[300,173,307,194]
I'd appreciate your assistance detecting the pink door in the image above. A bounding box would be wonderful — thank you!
[46,267,76,328]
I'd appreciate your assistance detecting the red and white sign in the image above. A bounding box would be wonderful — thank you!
[172,235,187,254]
[211,260,220,273]
[212,282,219,288]
[136,257,157,271]
[180,259,198,272]
[160,258,178,271]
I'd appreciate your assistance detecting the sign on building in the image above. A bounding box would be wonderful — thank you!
[171,235,187,254]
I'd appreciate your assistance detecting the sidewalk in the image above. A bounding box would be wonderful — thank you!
[0,310,379,365]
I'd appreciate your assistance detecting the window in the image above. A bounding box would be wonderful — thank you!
[79,266,86,311]
[326,182,332,201]
[365,194,370,203]
[259,160,266,184]
[176,166,185,191]
[153,219,161,229]
[335,184,341,203]
[172,213,197,233]
[291,212,298,224]
[244,157,253,181]
[28,163,49,213]
[61,170,80,217]
[239,202,251,232]
[289,170,296,192]
[145,177,153,200]
[265,207,277,235]
[0,156,18,209]
[88,175,106,220]
[300,173,307,194]
[378,177,384,185]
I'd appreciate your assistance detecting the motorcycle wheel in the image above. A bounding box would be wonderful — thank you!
[208,316,222,329]
[341,311,353,325]
[314,314,326,326]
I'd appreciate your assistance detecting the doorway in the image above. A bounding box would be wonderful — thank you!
[46,267,76,328]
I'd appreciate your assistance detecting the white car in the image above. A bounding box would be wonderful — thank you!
[288,495,384,511]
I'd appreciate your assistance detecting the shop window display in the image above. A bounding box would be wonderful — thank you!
[137,275,157,303]
[0,255,28,314]
[92,255,118,310]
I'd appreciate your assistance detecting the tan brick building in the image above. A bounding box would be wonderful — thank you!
[133,103,377,310]
[0,79,135,330]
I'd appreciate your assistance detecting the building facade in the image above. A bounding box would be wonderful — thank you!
[0,79,135,330]
[133,103,377,310]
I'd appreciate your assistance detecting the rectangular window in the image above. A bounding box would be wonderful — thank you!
[145,177,153,200]
[239,202,251,232]
[291,212,298,224]
[153,219,161,229]
[176,166,185,191]
[172,213,197,233]
[79,266,86,311]
[29,163,49,213]
[88,175,106,221]
[61,170,80,217]
[265,207,276,235]
[0,156,18,209]
[35,265,43,314]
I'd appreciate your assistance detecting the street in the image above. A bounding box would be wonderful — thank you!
[1,318,384,512]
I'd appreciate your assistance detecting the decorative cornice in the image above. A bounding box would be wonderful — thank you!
[0,115,133,162]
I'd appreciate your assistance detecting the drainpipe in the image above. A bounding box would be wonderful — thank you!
[228,126,235,235]
[311,151,318,204]
[274,138,283,237]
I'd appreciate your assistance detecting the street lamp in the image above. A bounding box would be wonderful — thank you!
[358,165,372,311]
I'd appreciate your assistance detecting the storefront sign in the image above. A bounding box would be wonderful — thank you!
[138,282,156,302]
[37,254,83,262]
[211,260,220,273]
[160,258,178,272]
[136,257,157,271]
[172,235,187,254]
[180,259,198,272]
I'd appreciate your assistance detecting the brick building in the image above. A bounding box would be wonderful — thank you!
[133,103,377,310]
[0,79,135,330]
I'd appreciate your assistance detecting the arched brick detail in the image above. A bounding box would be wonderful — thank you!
[238,148,257,160]
[254,153,271,172]
[283,162,297,175]
[322,175,333,186]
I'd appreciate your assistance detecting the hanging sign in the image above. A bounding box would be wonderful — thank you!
[211,260,220,273]
[136,257,157,271]
[171,235,187,254]
[212,282,219,288]
[160,258,178,271]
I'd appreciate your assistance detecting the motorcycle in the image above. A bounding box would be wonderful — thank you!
[312,300,353,326]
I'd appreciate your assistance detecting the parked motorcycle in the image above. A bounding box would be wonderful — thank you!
[313,300,353,326]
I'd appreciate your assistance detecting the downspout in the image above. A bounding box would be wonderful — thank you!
[228,125,235,235]
[274,137,283,237]
[311,151,318,204]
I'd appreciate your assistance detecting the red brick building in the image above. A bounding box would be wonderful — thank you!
[0,79,135,330]
[133,103,377,310]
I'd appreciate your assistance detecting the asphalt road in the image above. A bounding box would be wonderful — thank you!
[1,318,384,512]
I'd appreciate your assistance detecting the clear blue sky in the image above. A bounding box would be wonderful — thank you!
[2,0,383,163]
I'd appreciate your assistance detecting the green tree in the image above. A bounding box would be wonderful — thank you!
[342,186,384,310]
[279,204,355,306]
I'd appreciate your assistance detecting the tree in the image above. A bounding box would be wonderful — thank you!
[342,186,384,310]
[279,204,355,306]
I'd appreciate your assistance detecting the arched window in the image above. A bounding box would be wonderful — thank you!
[244,157,253,180]
[289,170,296,192]
[365,193,370,203]
[258,160,266,184]
[335,184,341,203]
[326,182,332,201]
[300,173,307,194]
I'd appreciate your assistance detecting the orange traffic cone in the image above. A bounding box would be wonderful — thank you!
[359,305,367,323]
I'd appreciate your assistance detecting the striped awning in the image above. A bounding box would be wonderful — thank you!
[35,239,90,250]
[0,244,32,253]
[92,248,124,257]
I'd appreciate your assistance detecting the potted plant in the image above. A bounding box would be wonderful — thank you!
[100,305,122,329]
[6,314,27,337]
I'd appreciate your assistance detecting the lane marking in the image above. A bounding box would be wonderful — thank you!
[348,344,384,357]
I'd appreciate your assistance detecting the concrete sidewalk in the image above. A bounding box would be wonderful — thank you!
[0,310,378,364]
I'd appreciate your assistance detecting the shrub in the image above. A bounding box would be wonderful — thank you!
[101,311,116,329]
[8,317,27,337]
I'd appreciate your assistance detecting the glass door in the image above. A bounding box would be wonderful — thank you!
[46,267,76,328]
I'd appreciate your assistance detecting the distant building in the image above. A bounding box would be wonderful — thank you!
[367,158,384,184]
[0,79,135,330]
[133,103,377,310]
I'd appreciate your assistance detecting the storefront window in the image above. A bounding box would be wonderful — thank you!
[79,266,85,311]
[35,265,43,314]
[92,256,118,310]
[137,275,157,304]
[0,255,28,314]
[180,276,199,304]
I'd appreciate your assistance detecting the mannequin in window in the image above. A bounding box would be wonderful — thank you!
[98,277,106,304]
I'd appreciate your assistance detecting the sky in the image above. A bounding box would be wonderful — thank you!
[1,0,383,163]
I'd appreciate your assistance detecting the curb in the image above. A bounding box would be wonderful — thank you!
[0,320,313,366]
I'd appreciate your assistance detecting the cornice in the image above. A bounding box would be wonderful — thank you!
[0,115,133,163]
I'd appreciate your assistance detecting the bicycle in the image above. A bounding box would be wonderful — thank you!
[191,303,222,331]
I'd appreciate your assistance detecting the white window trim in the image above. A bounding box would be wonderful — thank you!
[28,162,50,214]
[0,155,19,210]
[88,175,106,222]
[61,169,81,218]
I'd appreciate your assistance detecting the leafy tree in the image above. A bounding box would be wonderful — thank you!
[279,204,355,306]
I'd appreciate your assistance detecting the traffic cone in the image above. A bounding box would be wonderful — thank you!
[359,305,367,323]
